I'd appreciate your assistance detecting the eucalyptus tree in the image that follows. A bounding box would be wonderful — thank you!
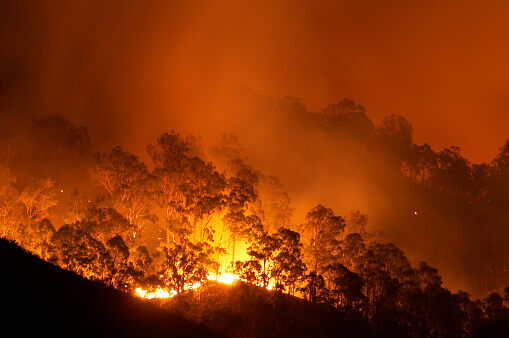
[301,204,345,274]
[147,132,226,247]
[90,146,155,238]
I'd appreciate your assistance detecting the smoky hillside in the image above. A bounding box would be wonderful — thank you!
[2,114,509,337]
[216,91,509,298]
[2,0,509,298]
[2,104,509,298]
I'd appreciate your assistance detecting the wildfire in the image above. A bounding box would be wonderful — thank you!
[134,273,241,300]
[207,272,240,284]
[135,287,176,299]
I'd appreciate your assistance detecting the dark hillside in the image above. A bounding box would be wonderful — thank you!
[0,238,221,338]
[164,282,373,338]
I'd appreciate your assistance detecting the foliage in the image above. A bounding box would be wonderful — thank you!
[2,115,509,337]
[160,242,214,294]
[0,165,21,238]
[90,146,155,232]
[300,204,345,274]
[18,178,58,221]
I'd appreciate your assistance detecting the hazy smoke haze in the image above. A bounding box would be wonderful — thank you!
[2,1,509,296]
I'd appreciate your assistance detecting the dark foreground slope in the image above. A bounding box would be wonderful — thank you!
[164,282,373,338]
[164,280,509,338]
[0,239,221,338]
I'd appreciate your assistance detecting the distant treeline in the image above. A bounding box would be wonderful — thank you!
[1,105,509,336]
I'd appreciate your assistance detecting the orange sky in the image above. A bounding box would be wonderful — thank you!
[2,1,509,162]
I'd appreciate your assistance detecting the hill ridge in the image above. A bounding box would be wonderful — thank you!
[0,238,221,338]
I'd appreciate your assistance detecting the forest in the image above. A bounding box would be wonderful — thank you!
[2,101,509,337]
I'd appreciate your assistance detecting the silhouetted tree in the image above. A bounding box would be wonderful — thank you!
[77,207,135,244]
[301,204,345,274]
[0,165,20,238]
[51,225,112,281]
[271,227,306,294]
[107,235,133,288]
[337,233,366,272]
[90,146,155,236]
[323,263,364,309]
[251,174,293,233]
[241,220,278,288]
[345,210,368,236]
[18,178,58,221]
[160,242,213,294]
[375,114,413,163]
[63,189,89,224]
[148,132,226,246]
[17,218,55,259]
[300,272,328,303]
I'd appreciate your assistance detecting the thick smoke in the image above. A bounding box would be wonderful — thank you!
[2,1,509,297]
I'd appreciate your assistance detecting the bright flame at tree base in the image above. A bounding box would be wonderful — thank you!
[134,273,242,300]
[135,287,177,299]
[206,272,240,285]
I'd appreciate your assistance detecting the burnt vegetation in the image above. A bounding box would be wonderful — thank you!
[2,105,509,337]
